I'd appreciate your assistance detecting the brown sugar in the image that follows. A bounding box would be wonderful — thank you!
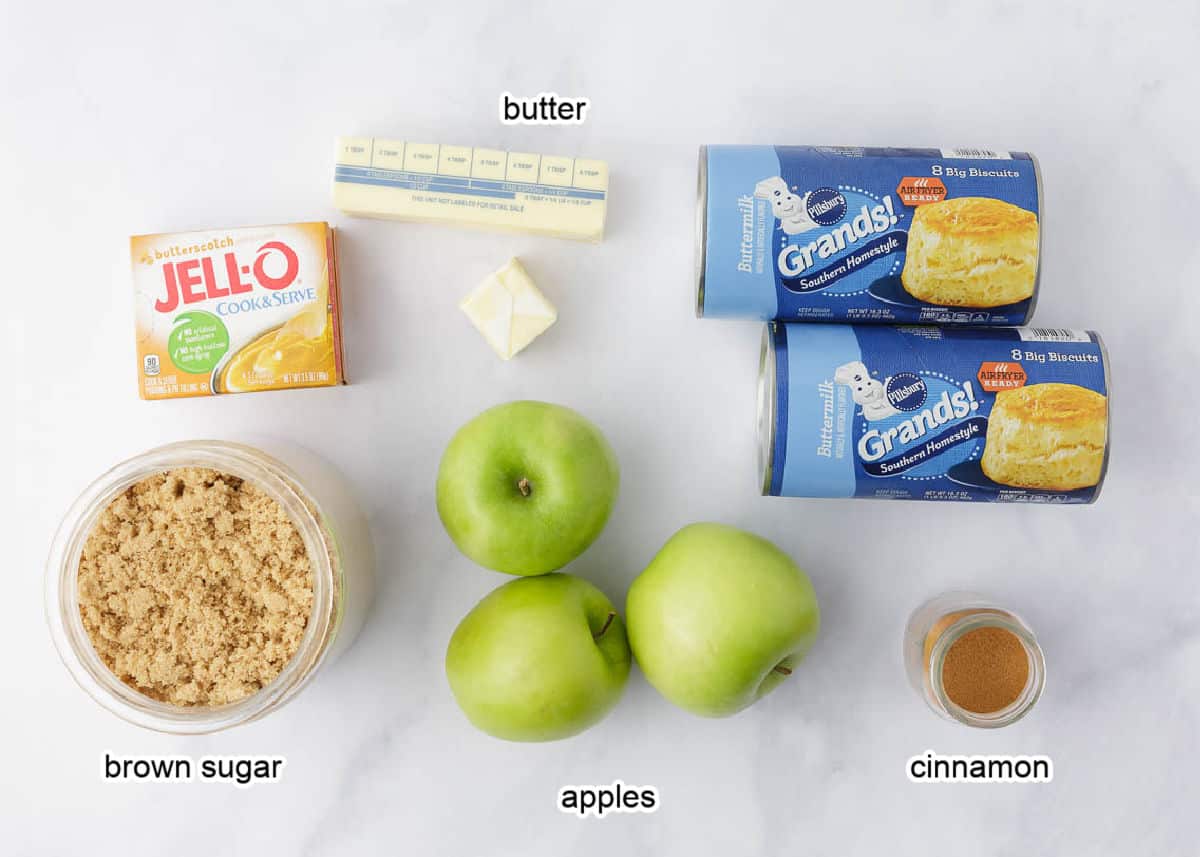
[77,467,314,707]
[940,625,1030,714]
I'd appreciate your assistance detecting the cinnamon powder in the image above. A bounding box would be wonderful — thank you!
[940,625,1029,714]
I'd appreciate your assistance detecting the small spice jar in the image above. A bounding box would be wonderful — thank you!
[46,440,373,733]
[904,591,1045,728]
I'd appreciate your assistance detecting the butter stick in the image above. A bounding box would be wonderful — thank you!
[332,137,608,242]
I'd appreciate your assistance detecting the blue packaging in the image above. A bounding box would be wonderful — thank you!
[699,146,1042,324]
[760,324,1110,502]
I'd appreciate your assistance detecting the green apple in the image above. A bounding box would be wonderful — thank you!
[437,400,619,575]
[625,522,819,717]
[445,573,631,741]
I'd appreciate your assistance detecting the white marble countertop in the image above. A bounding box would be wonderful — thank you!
[5,1,1198,853]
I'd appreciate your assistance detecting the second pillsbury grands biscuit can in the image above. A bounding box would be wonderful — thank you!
[698,146,1042,324]
[758,324,1110,502]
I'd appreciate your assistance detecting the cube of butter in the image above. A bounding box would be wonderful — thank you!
[459,258,557,359]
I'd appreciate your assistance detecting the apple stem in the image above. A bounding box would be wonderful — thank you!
[594,611,616,640]
[517,477,532,497]
[772,664,793,676]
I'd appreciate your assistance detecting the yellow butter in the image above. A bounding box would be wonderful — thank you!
[333,137,608,242]
[460,259,557,360]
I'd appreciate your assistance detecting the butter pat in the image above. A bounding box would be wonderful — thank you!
[333,137,608,242]
[460,259,557,359]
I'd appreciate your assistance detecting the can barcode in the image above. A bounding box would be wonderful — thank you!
[939,147,1013,160]
[1018,328,1091,343]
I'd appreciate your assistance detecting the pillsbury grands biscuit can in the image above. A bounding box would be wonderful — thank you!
[697,146,1043,324]
[758,324,1111,503]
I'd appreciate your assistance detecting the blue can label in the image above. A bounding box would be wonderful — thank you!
[701,146,1041,324]
[765,325,1109,502]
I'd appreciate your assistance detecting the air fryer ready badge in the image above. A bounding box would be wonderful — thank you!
[761,325,1109,502]
[699,146,1041,323]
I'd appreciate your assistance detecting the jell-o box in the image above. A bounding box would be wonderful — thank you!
[130,222,345,399]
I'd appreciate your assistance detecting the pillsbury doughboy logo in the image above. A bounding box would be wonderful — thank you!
[834,361,897,421]
[754,177,819,235]
[886,372,927,411]
[753,179,848,232]
[805,187,847,227]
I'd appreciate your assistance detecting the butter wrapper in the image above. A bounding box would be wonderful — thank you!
[333,137,608,242]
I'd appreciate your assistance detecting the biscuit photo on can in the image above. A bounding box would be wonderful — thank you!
[981,383,1108,491]
[901,197,1039,308]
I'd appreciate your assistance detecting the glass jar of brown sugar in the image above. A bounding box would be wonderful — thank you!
[46,440,375,733]
[904,592,1046,728]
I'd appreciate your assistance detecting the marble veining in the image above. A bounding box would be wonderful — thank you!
[5,1,1198,854]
